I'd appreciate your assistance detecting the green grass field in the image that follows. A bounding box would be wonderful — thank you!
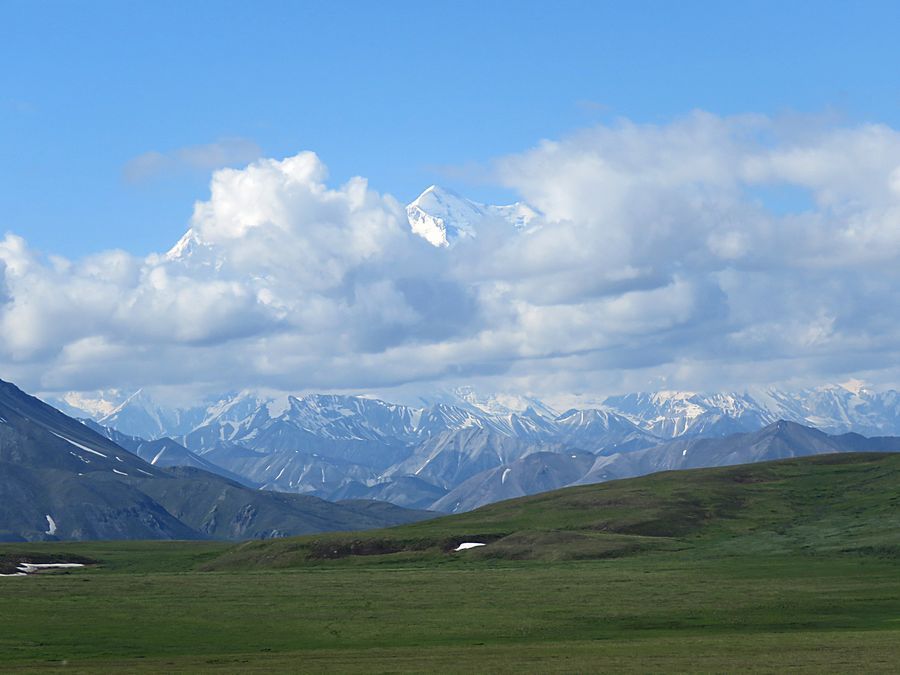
[4,453,900,673]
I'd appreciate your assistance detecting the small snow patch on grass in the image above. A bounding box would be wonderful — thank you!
[453,542,486,552]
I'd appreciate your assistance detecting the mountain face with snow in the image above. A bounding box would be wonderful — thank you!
[749,383,900,437]
[429,421,900,513]
[406,185,539,247]
[175,393,600,496]
[94,389,208,441]
[424,386,559,420]
[431,450,598,513]
[0,378,432,542]
[602,383,900,439]
[572,421,900,488]
[601,391,776,438]
[81,419,255,487]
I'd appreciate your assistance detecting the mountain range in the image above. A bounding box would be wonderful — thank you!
[48,380,900,514]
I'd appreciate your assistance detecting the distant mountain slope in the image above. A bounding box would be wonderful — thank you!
[0,379,433,542]
[602,384,900,438]
[137,467,432,540]
[576,420,900,485]
[96,389,206,440]
[431,450,597,513]
[752,383,900,436]
[384,427,567,490]
[82,420,255,487]
[426,421,900,513]
[327,476,448,511]
[601,391,773,438]
[0,379,188,541]
[0,379,165,478]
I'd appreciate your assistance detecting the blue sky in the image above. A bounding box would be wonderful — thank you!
[3,1,900,399]
[4,1,899,258]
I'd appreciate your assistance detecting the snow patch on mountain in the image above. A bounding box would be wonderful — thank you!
[49,431,108,458]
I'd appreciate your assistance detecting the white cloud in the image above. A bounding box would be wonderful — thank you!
[122,137,262,183]
[4,112,900,399]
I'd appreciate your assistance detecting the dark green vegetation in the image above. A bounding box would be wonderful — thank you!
[4,453,900,672]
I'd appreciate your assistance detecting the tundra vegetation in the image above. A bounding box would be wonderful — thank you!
[3,453,900,673]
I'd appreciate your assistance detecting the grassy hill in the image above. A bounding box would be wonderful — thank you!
[206,451,900,569]
[4,452,900,673]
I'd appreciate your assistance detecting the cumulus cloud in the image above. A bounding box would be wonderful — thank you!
[4,112,900,399]
[122,137,262,183]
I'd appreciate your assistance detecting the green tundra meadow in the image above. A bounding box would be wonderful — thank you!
[4,453,900,673]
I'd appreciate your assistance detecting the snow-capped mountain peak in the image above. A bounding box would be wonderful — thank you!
[163,227,225,271]
[838,379,869,396]
[449,385,558,418]
[165,228,200,260]
[602,390,776,438]
[57,390,124,418]
[197,390,274,428]
[92,388,210,441]
[406,185,539,248]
